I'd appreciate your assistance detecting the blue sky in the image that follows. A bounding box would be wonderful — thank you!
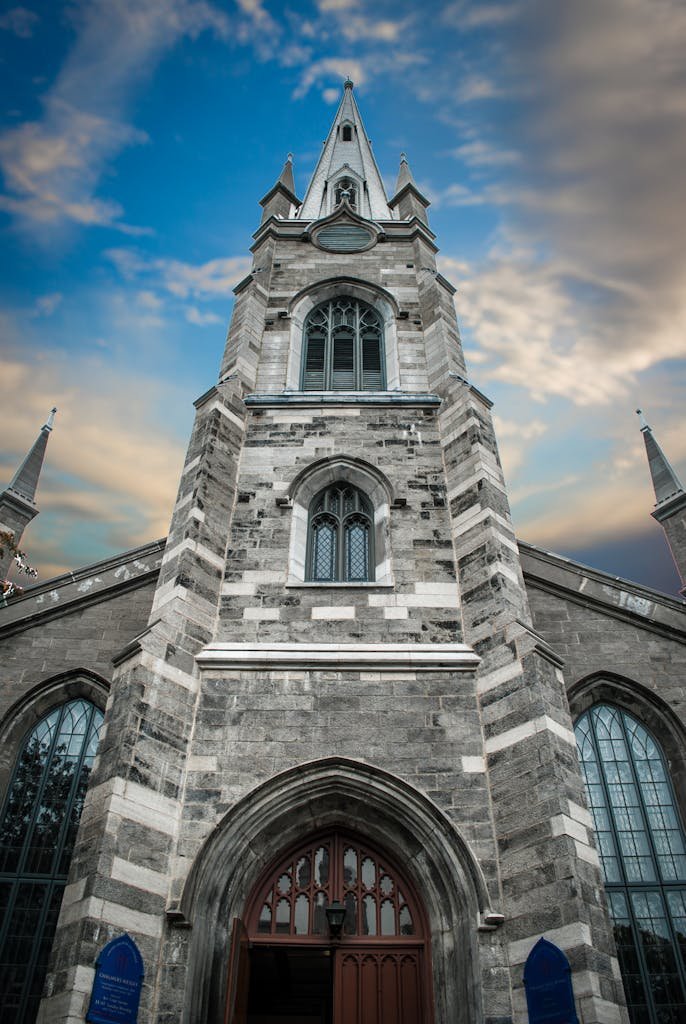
[1,0,685,595]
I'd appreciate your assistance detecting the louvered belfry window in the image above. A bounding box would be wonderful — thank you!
[301,297,384,392]
[308,483,373,582]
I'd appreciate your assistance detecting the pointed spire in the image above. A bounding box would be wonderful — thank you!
[389,151,430,225]
[298,80,391,221]
[278,153,295,194]
[259,153,301,224]
[8,407,57,505]
[637,409,684,506]
[394,153,415,194]
[638,409,686,594]
[0,407,56,578]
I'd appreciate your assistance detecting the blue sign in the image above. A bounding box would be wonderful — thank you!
[523,937,579,1024]
[86,933,144,1024]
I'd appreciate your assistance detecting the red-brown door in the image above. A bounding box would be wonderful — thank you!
[224,918,250,1024]
[239,831,432,1024]
[334,947,423,1024]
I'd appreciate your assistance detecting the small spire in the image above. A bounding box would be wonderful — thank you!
[637,409,684,505]
[7,407,57,505]
[277,153,296,195]
[394,152,416,194]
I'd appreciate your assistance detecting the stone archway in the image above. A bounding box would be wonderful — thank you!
[178,758,494,1024]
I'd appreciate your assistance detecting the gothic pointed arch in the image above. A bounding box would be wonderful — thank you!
[285,277,400,392]
[177,757,493,1024]
[285,456,394,585]
[568,672,686,821]
[0,670,109,800]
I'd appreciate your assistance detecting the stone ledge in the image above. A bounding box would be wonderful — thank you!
[244,391,441,408]
[196,641,480,672]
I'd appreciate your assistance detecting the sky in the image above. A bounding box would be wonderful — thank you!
[1,0,685,596]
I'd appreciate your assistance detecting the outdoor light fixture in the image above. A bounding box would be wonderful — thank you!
[325,900,346,940]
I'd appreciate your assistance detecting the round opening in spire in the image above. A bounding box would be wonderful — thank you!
[344,78,354,90]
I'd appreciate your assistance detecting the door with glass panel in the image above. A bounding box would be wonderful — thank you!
[226,831,432,1024]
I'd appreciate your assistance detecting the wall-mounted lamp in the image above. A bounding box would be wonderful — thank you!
[325,900,346,940]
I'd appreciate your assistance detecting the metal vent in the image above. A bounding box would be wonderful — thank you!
[316,223,373,252]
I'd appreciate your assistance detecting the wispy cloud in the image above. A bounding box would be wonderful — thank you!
[0,0,231,237]
[0,349,187,576]
[106,248,252,299]
[0,6,40,38]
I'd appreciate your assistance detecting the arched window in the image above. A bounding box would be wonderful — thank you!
[341,123,353,142]
[334,176,357,210]
[575,704,686,1023]
[0,698,103,1024]
[307,483,373,582]
[301,296,384,392]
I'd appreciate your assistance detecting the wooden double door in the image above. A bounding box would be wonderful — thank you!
[225,832,431,1024]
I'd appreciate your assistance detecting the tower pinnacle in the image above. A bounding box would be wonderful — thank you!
[0,407,56,578]
[637,409,686,594]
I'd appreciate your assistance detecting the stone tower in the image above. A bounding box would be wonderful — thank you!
[40,84,624,1024]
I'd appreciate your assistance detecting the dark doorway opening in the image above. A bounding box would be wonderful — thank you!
[247,947,333,1024]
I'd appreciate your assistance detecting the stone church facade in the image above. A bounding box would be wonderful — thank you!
[1,82,686,1024]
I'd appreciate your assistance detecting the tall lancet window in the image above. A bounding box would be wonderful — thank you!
[0,699,103,1024]
[334,177,357,210]
[307,483,373,582]
[301,297,384,392]
[575,704,686,1023]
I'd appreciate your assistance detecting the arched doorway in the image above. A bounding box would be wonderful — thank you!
[225,830,432,1024]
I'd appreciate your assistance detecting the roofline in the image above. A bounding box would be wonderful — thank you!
[519,539,686,643]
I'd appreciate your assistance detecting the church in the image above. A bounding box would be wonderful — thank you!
[1,80,686,1024]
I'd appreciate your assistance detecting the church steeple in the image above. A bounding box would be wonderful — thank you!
[298,79,392,221]
[0,407,56,577]
[638,409,686,594]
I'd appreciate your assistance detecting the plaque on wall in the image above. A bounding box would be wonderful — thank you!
[86,933,144,1024]
[523,937,579,1024]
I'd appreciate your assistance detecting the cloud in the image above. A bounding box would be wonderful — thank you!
[32,292,63,317]
[0,350,186,577]
[0,0,231,236]
[451,139,520,168]
[0,6,39,38]
[442,2,521,30]
[106,248,252,299]
[185,305,222,326]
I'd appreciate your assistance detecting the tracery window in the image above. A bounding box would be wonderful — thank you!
[301,296,384,392]
[250,832,419,939]
[0,698,103,1024]
[575,704,686,1023]
[334,177,357,210]
[307,483,372,582]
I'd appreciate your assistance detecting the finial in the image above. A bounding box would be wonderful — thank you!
[43,407,57,431]
[636,408,650,431]
[287,153,293,163]
[344,77,354,90]
[400,152,408,163]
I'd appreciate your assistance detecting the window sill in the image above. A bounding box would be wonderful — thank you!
[286,579,394,589]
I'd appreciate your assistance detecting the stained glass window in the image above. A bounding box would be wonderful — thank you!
[251,833,419,939]
[0,698,103,1024]
[307,483,372,582]
[301,297,384,391]
[575,704,686,1023]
